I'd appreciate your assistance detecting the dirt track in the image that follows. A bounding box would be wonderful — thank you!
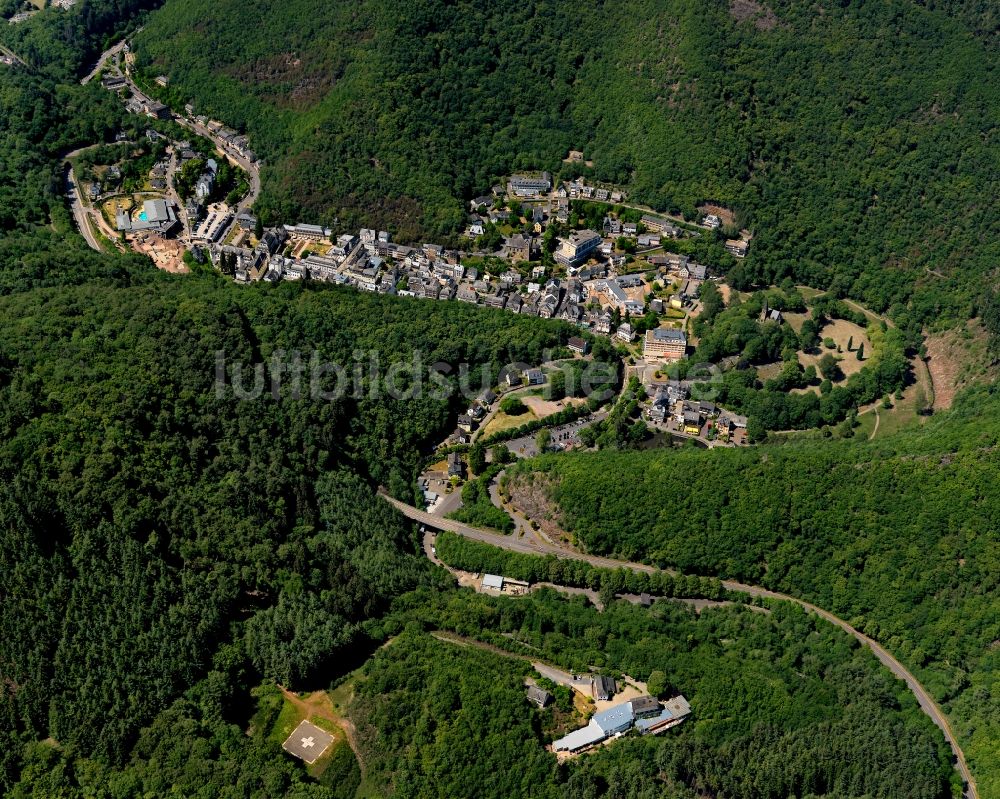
[278,686,365,777]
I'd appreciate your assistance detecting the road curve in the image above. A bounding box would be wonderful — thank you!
[380,489,978,799]
[80,38,128,85]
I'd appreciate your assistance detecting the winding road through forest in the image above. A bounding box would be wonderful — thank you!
[379,489,978,799]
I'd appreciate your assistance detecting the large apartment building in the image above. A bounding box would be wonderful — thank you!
[643,328,687,361]
[509,172,552,197]
[555,229,602,267]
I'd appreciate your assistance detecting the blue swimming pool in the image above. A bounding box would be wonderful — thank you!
[138,211,148,222]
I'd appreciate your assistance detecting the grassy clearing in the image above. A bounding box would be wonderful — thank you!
[265,693,307,749]
[797,319,871,384]
[482,407,539,437]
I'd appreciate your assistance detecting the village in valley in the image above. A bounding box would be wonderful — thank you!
[63,41,761,456]
[70,37,932,468]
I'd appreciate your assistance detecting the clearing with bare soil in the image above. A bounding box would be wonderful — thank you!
[520,395,586,417]
[505,472,571,545]
[277,686,365,779]
[924,321,996,411]
[729,0,779,29]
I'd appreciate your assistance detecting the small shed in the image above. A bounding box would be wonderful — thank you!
[482,574,504,590]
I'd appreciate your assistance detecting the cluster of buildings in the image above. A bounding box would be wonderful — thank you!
[645,382,748,443]
[553,693,692,753]
[115,198,179,235]
[212,213,711,359]
[125,95,171,120]
[195,116,257,164]
[506,172,627,205]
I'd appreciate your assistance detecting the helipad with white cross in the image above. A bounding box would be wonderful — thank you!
[282,719,335,764]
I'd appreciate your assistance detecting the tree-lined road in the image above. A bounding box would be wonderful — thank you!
[65,167,103,252]
[379,489,978,799]
[80,38,129,85]
[0,43,28,69]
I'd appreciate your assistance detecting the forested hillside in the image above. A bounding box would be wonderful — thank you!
[347,592,955,798]
[134,0,1000,328]
[0,269,576,787]
[508,392,1000,795]
[0,0,997,794]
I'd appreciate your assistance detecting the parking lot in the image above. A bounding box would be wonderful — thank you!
[506,415,603,457]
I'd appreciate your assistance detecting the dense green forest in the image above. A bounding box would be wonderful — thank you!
[0,0,159,79]
[0,0,997,794]
[0,264,580,787]
[348,590,955,798]
[132,0,1000,328]
[508,389,1000,795]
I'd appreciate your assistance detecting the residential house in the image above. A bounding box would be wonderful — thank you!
[568,336,589,355]
[648,389,672,423]
[715,411,748,441]
[332,233,359,257]
[725,239,748,258]
[527,686,553,708]
[683,409,703,436]
[560,303,583,323]
[616,323,635,343]
[447,452,466,479]
[502,370,523,389]
[538,292,559,318]
[500,270,522,288]
[456,286,479,304]
[593,676,617,702]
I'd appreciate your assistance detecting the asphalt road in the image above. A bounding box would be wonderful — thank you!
[80,38,129,85]
[381,489,978,799]
[0,43,28,69]
[65,167,103,252]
